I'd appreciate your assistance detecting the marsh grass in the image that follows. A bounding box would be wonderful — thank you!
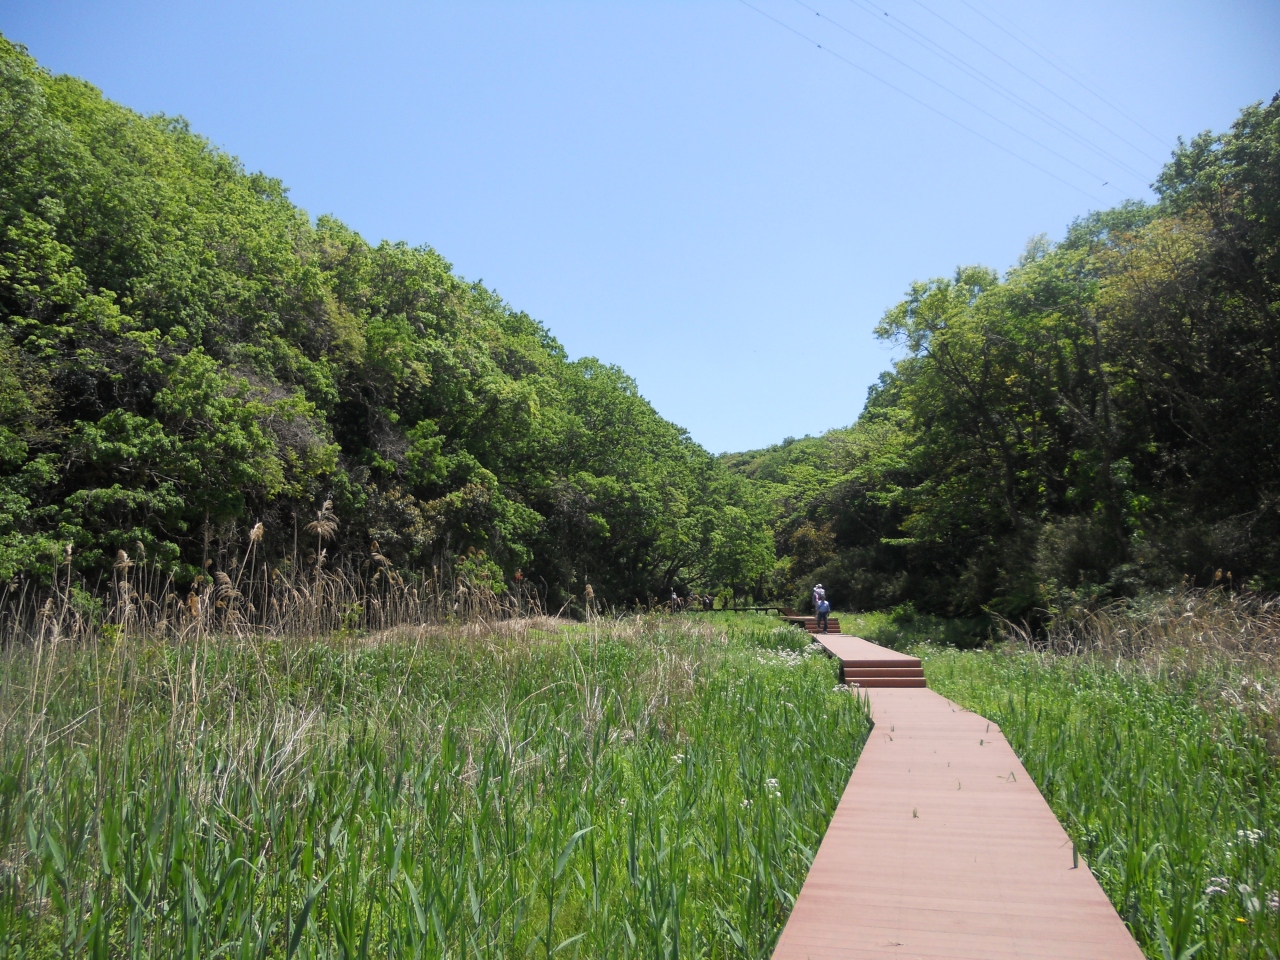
[0,528,542,652]
[923,590,1280,959]
[1004,588,1280,672]
[0,614,865,958]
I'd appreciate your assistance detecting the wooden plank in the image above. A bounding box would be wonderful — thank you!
[772,648,1144,959]
[816,634,921,666]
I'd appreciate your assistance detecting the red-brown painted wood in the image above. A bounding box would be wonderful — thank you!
[789,616,844,634]
[816,635,923,667]
[843,677,929,688]
[773,637,1145,959]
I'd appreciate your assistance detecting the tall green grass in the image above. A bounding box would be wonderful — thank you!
[925,646,1280,959]
[0,615,864,958]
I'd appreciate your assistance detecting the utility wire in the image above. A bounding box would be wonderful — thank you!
[900,0,1166,164]
[955,0,1169,150]
[735,0,1104,203]
[794,0,1129,192]
[838,0,1153,186]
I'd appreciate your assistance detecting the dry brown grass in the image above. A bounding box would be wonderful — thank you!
[999,588,1280,747]
[1002,588,1280,669]
[0,543,546,648]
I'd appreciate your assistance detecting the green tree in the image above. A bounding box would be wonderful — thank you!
[0,35,771,607]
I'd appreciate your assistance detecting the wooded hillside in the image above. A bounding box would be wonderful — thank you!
[0,38,774,608]
[5,32,1277,620]
[729,94,1280,617]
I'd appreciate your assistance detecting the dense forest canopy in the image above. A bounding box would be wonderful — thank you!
[3,33,1278,620]
[728,92,1280,617]
[0,37,774,608]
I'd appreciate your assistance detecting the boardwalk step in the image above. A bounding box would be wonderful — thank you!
[843,666,924,678]
[786,617,842,634]
[844,677,928,688]
[839,656,922,669]
[810,633,929,687]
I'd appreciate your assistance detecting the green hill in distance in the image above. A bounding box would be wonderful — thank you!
[726,91,1280,616]
[2,32,1278,620]
[0,36,773,609]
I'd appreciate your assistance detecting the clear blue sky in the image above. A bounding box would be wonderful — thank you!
[4,1,1278,452]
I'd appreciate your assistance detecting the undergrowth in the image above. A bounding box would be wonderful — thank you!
[836,605,990,651]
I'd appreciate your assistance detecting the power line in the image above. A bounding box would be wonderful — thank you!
[955,0,1170,150]
[735,0,1104,203]
[837,0,1154,186]
[794,0,1133,192]
[900,0,1167,165]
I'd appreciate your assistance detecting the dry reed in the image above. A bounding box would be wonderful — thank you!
[0,529,546,650]
[1001,587,1280,671]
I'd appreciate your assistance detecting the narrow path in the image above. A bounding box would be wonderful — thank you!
[773,636,1144,959]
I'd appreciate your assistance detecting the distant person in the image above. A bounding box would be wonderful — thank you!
[671,589,680,612]
[812,583,826,613]
[816,596,831,634]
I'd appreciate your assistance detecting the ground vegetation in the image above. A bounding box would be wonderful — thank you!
[0,613,862,958]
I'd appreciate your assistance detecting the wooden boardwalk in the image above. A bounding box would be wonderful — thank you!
[821,635,927,688]
[773,636,1144,960]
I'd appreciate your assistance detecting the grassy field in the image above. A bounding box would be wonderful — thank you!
[10,593,1277,960]
[0,615,867,959]
[925,644,1280,959]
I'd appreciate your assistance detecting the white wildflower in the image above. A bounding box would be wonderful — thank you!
[741,799,751,808]
[1238,883,1261,915]
[1205,877,1231,896]
[1266,891,1279,913]
[758,648,807,667]
[765,778,779,789]
[1237,828,1263,846]
[671,753,685,764]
